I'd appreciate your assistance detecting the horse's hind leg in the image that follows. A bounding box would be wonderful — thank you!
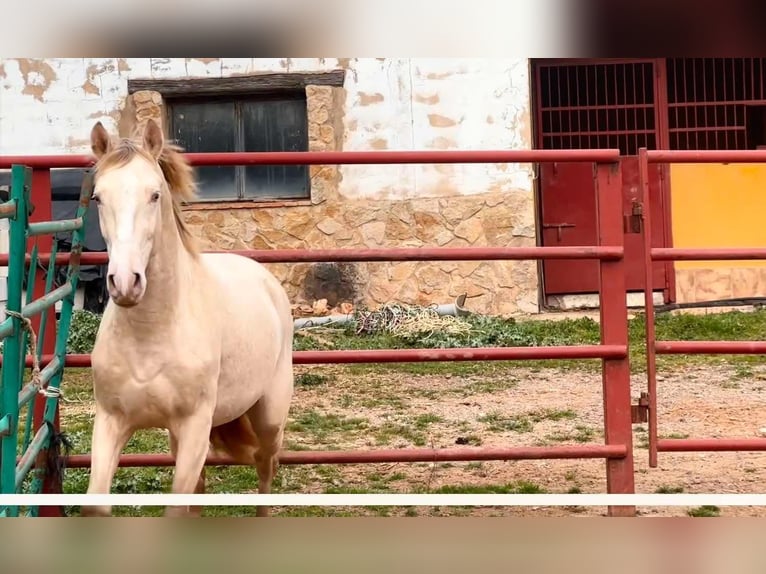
[169,432,206,517]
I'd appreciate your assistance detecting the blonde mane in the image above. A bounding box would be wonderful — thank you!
[93,136,200,257]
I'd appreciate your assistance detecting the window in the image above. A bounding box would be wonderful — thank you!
[166,93,310,202]
[535,61,658,155]
[666,58,766,150]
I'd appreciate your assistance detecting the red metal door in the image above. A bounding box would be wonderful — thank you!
[540,158,667,295]
[535,59,670,298]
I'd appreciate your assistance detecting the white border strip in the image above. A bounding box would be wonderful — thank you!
[0,494,764,507]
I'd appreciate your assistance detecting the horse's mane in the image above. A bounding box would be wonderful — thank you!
[93,135,200,257]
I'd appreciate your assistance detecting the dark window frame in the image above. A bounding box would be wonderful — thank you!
[165,91,311,202]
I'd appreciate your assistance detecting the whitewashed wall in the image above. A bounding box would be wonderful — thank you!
[0,58,534,200]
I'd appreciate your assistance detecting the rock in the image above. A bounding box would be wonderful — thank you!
[316,217,345,235]
[360,221,386,245]
[312,299,329,315]
[453,217,484,244]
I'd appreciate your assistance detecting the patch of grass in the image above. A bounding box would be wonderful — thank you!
[528,408,578,422]
[733,365,755,380]
[414,413,443,429]
[287,411,368,443]
[427,480,547,494]
[687,505,721,517]
[664,432,690,439]
[655,485,684,494]
[479,412,534,433]
[374,422,427,447]
[543,425,596,444]
[295,372,333,387]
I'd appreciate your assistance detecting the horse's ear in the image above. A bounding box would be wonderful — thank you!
[90,122,111,159]
[142,119,164,160]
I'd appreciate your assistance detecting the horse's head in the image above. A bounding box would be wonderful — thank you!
[89,120,168,308]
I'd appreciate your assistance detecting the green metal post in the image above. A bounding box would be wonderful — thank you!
[0,166,30,517]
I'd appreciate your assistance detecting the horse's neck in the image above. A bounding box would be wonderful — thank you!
[113,210,197,334]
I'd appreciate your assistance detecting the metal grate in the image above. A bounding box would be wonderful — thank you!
[537,61,657,155]
[667,58,766,150]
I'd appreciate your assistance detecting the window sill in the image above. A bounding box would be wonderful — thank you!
[183,199,314,211]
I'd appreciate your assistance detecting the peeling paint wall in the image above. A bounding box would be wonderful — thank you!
[0,58,538,316]
[0,58,533,200]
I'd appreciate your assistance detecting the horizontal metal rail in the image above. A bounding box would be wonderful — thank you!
[0,246,625,267]
[2,344,627,369]
[652,247,766,261]
[647,150,766,163]
[0,149,622,170]
[15,424,50,491]
[0,318,12,341]
[657,438,766,452]
[27,218,83,237]
[19,283,73,320]
[17,356,62,408]
[60,444,628,468]
[655,341,766,355]
[0,200,16,219]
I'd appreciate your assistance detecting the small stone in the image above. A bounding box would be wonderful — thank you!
[316,217,345,235]
[453,217,483,244]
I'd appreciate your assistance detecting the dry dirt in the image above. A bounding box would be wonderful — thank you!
[276,361,766,518]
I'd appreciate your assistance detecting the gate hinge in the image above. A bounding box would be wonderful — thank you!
[631,391,649,424]
[624,200,643,234]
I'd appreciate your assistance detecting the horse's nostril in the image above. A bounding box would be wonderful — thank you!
[132,273,141,289]
[108,274,116,290]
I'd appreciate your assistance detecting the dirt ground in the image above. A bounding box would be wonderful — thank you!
[273,361,766,518]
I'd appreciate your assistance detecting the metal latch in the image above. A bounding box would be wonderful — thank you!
[623,200,643,234]
[542,222,575,242]
[631,391,649,424]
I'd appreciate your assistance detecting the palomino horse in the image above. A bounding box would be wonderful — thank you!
[81,119,295,517]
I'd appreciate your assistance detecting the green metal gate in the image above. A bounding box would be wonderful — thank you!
[0,164,91,517]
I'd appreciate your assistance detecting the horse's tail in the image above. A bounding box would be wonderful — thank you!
[209,415,259,465]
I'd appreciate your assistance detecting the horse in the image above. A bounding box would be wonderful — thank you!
[80,119,295,517]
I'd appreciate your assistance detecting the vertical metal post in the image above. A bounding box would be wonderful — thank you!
[595,160,636,517]
[638,148,659,468]
[27,168,62,517]
[0,166,30,517]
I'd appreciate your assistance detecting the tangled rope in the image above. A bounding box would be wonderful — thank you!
[354,303,472,340]
[4,310,61,399]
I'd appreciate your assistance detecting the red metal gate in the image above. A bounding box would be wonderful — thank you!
[534,59,671,299]
[0,148,638,517]
[638,147,766,467]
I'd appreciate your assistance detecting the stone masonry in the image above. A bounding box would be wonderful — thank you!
[121,86,539,317]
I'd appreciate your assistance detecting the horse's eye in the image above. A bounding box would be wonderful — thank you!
[151,191,161,202]
[90,194,100,204]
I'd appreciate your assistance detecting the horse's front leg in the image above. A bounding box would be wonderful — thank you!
[165,413,213,518]
[81,408,133,517]
[169,431,207,517]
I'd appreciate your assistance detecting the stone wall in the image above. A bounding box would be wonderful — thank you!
[121,83,538,316]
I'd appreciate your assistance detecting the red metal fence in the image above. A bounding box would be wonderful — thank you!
[0,149,637,516]
[638,148,766,468]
